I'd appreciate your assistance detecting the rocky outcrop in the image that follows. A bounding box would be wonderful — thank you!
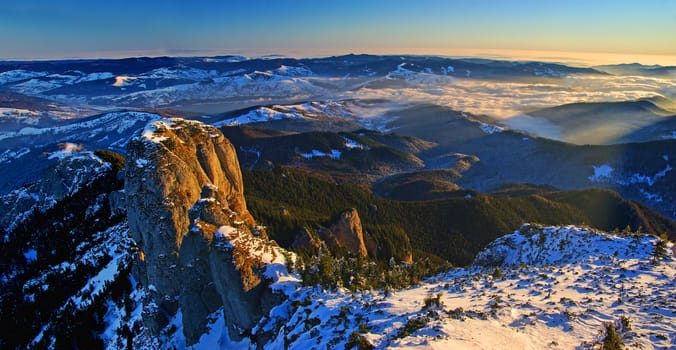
[291,227,322,251]
[125,118,291,344]
[318,208,377,257]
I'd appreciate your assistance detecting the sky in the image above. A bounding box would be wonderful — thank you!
[1,0,675,65]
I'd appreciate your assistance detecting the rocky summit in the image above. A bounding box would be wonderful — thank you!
[125,118,294,344]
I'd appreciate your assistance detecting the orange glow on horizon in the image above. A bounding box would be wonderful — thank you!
[10,47,676,67]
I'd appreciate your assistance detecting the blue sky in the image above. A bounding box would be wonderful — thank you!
[1,0,674,62]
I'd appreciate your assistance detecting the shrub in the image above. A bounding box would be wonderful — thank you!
[358,323,369,333]
[601,322,624,350]
[346,331,374,350]
[397,317,429,339]
[652,239,669,262]
[619,315,631,332]
[423,292,443,309]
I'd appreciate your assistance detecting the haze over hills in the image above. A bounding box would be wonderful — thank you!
[594,63,676,77]
[1,55,671,116]
[503,97,676,144]
[0,54,675,349]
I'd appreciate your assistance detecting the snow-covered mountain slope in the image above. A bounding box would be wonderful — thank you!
[184,224,673,350]
[214,106,306,127]
[0,150,130,349]
[212,100,400,132]
[0,150,113,232]
[88,71,328,108]
[0,110,160,194]
[0,110,160,145]
[0,91,99,131]
[28,222,136,349]
[0,55,607,110]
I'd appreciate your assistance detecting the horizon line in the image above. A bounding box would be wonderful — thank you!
[2,48,676,67]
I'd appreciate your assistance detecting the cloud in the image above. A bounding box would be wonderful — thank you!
[341,74,676,118]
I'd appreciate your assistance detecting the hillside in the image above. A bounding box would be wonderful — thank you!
[221,125,433,184]
[183,224,675,349]
[503,99,675,144]
[380,105,676,220]
[0,117,673,349]
[242,167,676,266]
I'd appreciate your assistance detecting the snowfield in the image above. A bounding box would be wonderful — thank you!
[157,224,674,349]
[214,107,305,127]
[211,100,403,132]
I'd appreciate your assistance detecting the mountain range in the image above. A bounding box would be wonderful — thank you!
[0,54,674,349]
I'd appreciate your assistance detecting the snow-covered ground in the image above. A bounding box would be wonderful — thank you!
[213,107,304,127]
[27,222,135,348]
[479,123,504,134]
[587,156,673,208]
[157,224,674,349]
[0,150,113,232]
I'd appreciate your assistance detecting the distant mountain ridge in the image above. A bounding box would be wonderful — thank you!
[594,62,676,77]
[0,54,605,109]
[504,97,676,144]
[1,53,675,349]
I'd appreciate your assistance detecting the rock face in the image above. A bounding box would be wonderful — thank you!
[318,208,377,257]
[125,118,283,343]
[291,227,322,251]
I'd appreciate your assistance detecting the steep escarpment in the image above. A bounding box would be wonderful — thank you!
[125,118,294,344]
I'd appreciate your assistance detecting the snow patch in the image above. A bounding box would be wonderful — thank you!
[298,149,341,160]
[343,136,365,150]
[0,147,30,163]
[0,108,41,125]
[479,123,504,134]
[640,188,663,203]
[588,164,613,182]
[23,249,37,262]
[112,76,138,87]
[135,158,149,168]
[272,65,313,77]
[141,119,172,143]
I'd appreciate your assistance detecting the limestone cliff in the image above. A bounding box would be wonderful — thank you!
[318,208,377,257]
[125,118,291,344]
